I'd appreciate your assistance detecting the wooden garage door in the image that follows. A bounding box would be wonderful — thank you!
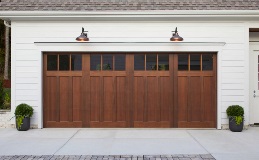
[43,53,216,128]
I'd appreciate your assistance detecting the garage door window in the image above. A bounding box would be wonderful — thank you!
[47,55,58,71]
[47,54,82,71]
[90,54,125,71]
[134,54,169,71]
[178,54,213,71]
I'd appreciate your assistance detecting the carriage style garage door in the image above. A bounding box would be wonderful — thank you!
[43,53,217,128]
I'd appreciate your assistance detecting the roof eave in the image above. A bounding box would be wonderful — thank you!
[1,10,259,21]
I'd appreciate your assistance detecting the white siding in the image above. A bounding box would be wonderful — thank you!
[11,21,250,128]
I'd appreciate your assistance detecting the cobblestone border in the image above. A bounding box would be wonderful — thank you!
[0,155,215,160]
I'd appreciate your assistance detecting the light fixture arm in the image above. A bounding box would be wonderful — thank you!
[172,27,178,35]
[82,27,88,35]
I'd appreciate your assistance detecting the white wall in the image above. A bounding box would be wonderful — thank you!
[11,21,249,128]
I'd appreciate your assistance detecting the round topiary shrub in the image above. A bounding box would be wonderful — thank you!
[15,103,34,118]
[15,103,34,129]
[226,105,244,117]
[226,105,244,125]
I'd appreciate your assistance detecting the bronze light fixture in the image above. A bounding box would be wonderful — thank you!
[170,27,183,41]
[76,27,89,41]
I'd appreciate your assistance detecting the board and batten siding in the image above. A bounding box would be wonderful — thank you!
[11,21,249,128]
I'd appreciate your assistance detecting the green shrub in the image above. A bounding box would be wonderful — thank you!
[15,103,34,129]
[15,103,34,118]
[226,105,244,125]
[0,80,4,108]
[3,92,10,109]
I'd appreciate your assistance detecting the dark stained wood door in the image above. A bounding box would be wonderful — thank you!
[43,54,84,127]
[177,54,217,128]
[88,54,130,127]
[132,54,174,127]
[43,52,217,128]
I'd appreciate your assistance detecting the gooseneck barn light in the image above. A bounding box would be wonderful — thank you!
[76,27,89,41]
[170,27,183,41]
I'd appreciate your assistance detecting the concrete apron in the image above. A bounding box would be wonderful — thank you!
[0,128,259,160]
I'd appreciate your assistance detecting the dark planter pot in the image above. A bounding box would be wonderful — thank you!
[229,117,243,132]
[16,117,30,131]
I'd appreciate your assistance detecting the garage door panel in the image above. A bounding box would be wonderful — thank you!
[116,76,127,122]
[178,77,188,122]
[72,77,82,122]
[189,76,202,122]
[147,76,158,122]
[134,77,145,122]
[103,76,114,122]
[160,76,171,122]
[203,76,216,122]
[46,77,58,122]
[90,76,101,122]
[59,77,70,122]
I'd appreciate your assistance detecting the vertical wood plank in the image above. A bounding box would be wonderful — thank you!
[56,76,60,122]
[113,76,117,122]
[83,54,90,127]
[68,76,73,122]
[172,54,178,127]
[128,54,134,127]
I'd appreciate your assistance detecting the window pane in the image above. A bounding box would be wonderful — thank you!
[146,54,157,70]
[178,54,188,71]
[103,54,113,70]
[59,55,70,71]
[202,54,213,71]
[115,54,125,71]
[190,54,201,71]
[158,54,169,71]
[90,54,101,70]
[71,54,82,71]
[47,55,57,71]
[134,54,145,70]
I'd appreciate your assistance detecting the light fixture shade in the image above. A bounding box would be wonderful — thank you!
[76,27,89,41]
[76,33,89,41]
[170,27,183,41]
[170,33,184,41]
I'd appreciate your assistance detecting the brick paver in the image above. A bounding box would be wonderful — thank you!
[0,155,215,160]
